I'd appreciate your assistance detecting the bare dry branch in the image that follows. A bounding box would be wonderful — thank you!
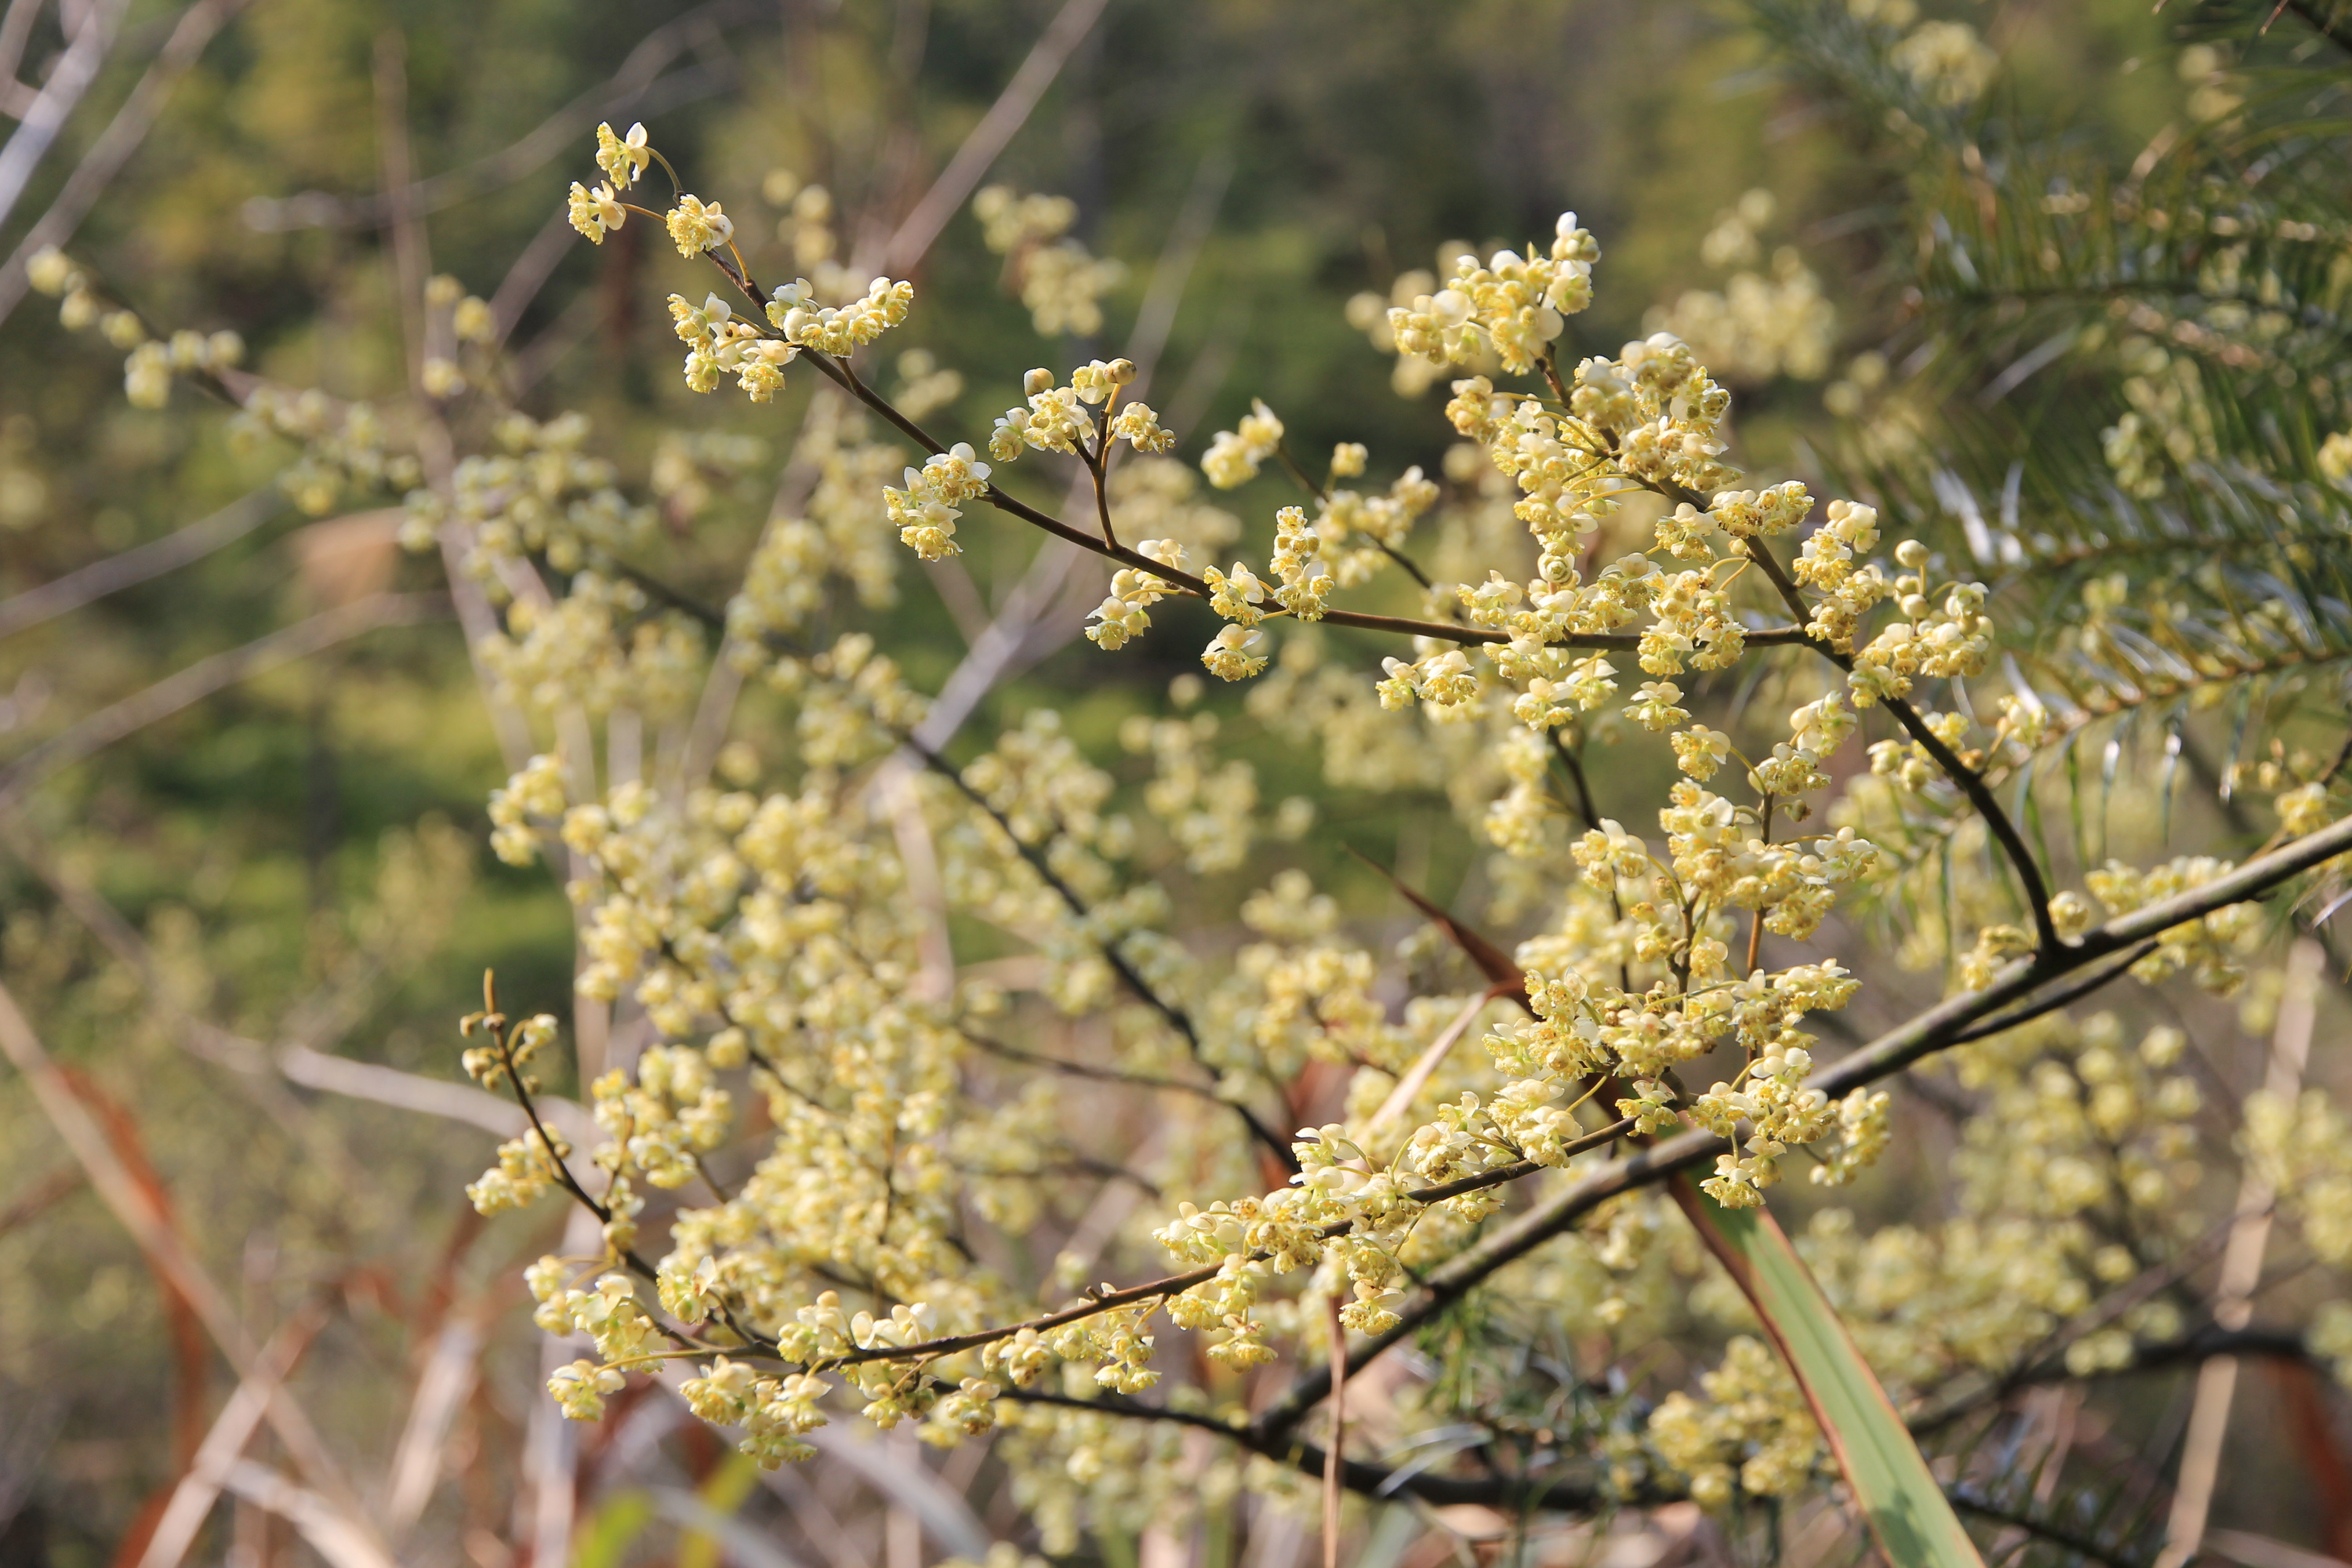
[0,0,246,327]
[876,0,1112,275]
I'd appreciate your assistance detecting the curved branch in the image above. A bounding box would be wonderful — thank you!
[893,722,1302,1176]
[875,0,1112,273]
[753,329,1813,655]
[1735,526,2063,954]
[1254,807,2352,1438]
[0,0,247,329]
[998,1386,1605,1512]
[1945,940,2160,1045]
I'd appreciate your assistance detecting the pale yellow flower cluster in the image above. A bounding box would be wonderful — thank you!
[669,291,798,400]
[2085,855,2264,993]
[1200,399,1286,490]
[28,245,246,411]
[1888,19,2000,108]
[564,121,651,245]
[1842,540,1994,705]
[2102,336,2219,496]
[1846,0,1999,109]
[1648,1336,1822,1506]
[1126,713,1262,873]
[480,572,705,719]
[767,274,916,357]
[1651,1004,2215,1488]
[1648,247,1837,385]
[413,410,657,582]
[883,442,992,561]
[234,386,416,519]
[1346,250,1487,396]
[45,88,2352,1548]
[972,185,1127,337]
[728,408,908,645]
[1387,213,1600,374]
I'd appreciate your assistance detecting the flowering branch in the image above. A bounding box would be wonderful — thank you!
[1247,808,2352,1440]
[681,240,1809,654]
[1728,523,2064,955]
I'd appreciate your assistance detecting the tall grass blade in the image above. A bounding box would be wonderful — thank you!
[1673,1177,1985,1568]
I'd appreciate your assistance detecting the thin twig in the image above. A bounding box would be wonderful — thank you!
[875,0,1112,273]
[241,0,759,233]
[0,980,381,1537]
[2158,939,2324,1568]
[998,1386,1612,1513]
[0,0,247,328]
[1945,940,2161,1044]
[691,251,1811,656]
[1254,809,2352,1438]
[1732,525,2063,955]
[0,0,128,234]
[1323,1292,1348,1568]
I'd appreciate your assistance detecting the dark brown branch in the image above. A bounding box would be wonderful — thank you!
[999,1387,1605,1512]
[892,725,1300,1175]
[1945,940,2161,1044]
[960,1029,1236,1106]
[480,994,773,1359]
[1733,526,2063,956]
[534,551,1304,1176]
[1547,726,1605,833]
[1253,807,2352,1438]
[1945,1493,2145,1568]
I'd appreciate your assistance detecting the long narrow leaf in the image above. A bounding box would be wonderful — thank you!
[1672,1176,1985,1568]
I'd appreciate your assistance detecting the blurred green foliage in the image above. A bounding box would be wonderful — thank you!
[0,0,2259,1562]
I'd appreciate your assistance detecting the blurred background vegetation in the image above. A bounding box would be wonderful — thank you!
[5,0,2331,1564]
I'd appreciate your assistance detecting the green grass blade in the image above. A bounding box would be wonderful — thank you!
[1672,1176,1985,1567]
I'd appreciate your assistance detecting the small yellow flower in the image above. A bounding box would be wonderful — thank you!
[594,121,652,187]
[665,194,734,258]
[567,181,625,243]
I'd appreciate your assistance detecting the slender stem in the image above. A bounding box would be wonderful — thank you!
[1275,440,1329,505]
[1278,438,1435,591]
[1546,727,1603,833]
[960,1028,1245,1109]
[1539,344,1574,407]
[1747,794,1773,975]
[1323,1292,1347,1568]
[480,998,758,1357]
[1087,446,1120,551]
[1376,541,1436,592]
[892,725,1301,1175]
[539,557,1303,1176]
[691,247,1818,655]
[997,1387,1610,1512]
[1736,526,2063,956]
[1545,726,1634,991]
[1945,940,2159,1044]
[1253,811,2352,1440]
[501,805,2352,1396]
